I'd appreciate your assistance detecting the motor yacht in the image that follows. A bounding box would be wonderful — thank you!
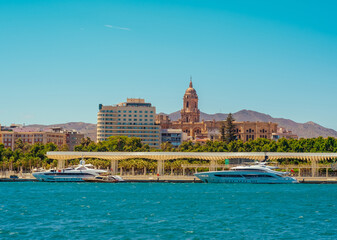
[33,161,107,182]
[84,175,124,183]
[194,162,298,184]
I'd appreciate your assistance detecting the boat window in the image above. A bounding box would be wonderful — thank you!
[233,169,266,172]
[45,173,94,176]
[242,174,275,178]
[214,174,243,178]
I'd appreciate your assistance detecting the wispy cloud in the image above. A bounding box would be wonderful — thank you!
[104,25,131,31]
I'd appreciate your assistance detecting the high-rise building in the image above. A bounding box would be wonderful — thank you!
[97,98,161,148]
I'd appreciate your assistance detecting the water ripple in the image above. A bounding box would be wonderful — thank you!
[0,183,336,239]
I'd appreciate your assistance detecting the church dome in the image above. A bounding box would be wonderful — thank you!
[185,79,197,95]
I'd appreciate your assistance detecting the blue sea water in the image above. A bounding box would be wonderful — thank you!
[0,183,336,240]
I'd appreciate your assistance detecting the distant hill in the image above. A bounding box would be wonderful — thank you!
[165,110,337,139]
[25,110,337,141]
[26,122,97,142]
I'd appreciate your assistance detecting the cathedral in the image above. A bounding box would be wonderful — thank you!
[156,79,279,142]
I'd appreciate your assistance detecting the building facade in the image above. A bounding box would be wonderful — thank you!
[272,127,298,140]
[160,129,187,147]
[0,125,84,150]
[97,98,161,148]
[156,80,280,143]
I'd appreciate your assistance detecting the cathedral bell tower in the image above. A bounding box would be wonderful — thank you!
[181,77,200,123]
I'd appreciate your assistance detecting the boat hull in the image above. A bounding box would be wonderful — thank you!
[32,171,100,182]
[32,172,92,182]
[195,171,298,184]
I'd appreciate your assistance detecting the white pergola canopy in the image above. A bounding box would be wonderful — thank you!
[46,151,337,161]
[47,152,337,176]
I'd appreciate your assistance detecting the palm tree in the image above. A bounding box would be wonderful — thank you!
[136,160,148,175]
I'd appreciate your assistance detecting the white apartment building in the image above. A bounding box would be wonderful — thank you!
[97,98,161,148]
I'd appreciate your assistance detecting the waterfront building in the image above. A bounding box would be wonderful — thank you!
[51,127,84,150]
[160,129,187,147]
[155,79,280,142]
[272,127,298,140]
[97,98,161,148]
[0,125,84,150]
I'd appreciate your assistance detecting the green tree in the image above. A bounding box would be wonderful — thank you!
[161,142,174,151]
[224,113,237,143]
[14,139,24,151]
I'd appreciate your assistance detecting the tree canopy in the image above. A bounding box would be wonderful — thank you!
[220,113,237,143]
[1,135,337,172]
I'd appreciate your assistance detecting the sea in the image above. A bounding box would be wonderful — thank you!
[0,182,336,240]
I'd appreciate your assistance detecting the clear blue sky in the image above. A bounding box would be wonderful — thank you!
[1,0,337,130]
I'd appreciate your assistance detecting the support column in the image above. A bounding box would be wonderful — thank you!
[311,158,316,177]
[110,160,118,174]
[326,168,328,178]
[157,160,164,176]
[57,160,65,169]
[210,160,216,172]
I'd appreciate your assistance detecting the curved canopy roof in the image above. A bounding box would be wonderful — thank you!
[46,152,337,161]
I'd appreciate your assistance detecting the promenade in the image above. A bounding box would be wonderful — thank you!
[1,151,336,183]
[47,151,337,178]
[2,172,337,183]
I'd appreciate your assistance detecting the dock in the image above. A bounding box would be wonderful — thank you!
[1,177,337,184]
[0,178,38,182]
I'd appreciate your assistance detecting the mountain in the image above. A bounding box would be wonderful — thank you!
[24,110,337,141]
[166,110,337,138]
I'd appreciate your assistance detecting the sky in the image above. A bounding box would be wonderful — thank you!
[1,0,337,130]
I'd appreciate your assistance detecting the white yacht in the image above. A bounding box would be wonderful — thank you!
[33,161,107,182]
[194,163,298,184]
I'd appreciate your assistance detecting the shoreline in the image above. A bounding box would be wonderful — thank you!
[1,176,337,184]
